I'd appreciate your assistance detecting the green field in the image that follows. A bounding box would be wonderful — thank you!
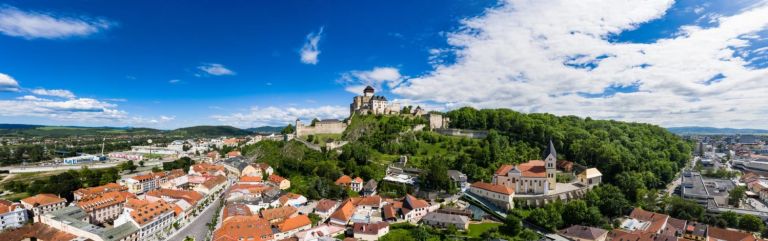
[466,222,503,237]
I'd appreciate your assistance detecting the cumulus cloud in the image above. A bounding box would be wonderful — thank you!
[0,5,112,39]
[211,105,348,127]
[30,88,75,99]
[0,73,20,92]
[197,63,235,76]
[338,67,402,94]
[300,27,324,65]
[393,0,768,128]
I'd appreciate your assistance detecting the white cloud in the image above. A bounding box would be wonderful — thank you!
[211,105,348,127]
[30,88,75,99]
[169,79,181,84]
[339,67,402,94]
[0,5,112,39]
[197,63,235,76]
[0,73,20,92]
[300,27,324,65]
[393,0,768,128]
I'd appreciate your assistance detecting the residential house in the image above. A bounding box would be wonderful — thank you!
[0,199,28,230]
[21,193,66,222]
[145,189,203,221]
[279,193,308,207]
[362,180,378,196]
[189,163,227,176]
[684,222,707,241]
[226,151,241,158]
[39,206,139,241]
[558,225,608,241]
[269,174,291,190]
[578,168,603,186]
[241,163,274,177]
[222,203,252,221]
[469,182,515,210]
[706,226,759,241]
[194,175,228,195]
[295,224,346,241]
[260,205,298,224]
[221,156,249,176]
[421,212,470,230]
[121,172,167,194]
[447,170,468,190]
[314,199,340,219]
[336,175,364,192]
[622,208,670,234]
[352,221,389,241]
[381,195,431,223]
[273,215,312,240]
[329,200,355,226]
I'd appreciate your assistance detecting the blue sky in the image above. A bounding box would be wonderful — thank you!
[1,0,768,129]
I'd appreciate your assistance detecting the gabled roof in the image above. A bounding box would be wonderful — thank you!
[422,212,469,226]
[335,175,352,185]
[403,194,429,210]
[471,182,514,195]
[260,206,297,221]
[277,215,311,232]
[315,199,339,213]
[201,175,228,189]
[269,174,287,183]
[21,193,66,206]
[223,203,252,221]
[582,168,602,178]
[353,221,388,235]
[494,161,547,178]
[330,199,355,222]
[706,226,758,241]
[357,195,382,207]
[559,225,607,240]
[214,216,272,241]
[130,200,173,226]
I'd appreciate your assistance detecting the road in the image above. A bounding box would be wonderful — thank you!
[166,195,223,241]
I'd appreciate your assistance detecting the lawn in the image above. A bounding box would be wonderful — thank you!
[467,222,503,237]
[0,192,30,201]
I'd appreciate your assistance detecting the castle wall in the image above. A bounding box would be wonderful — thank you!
[295,121,347,137]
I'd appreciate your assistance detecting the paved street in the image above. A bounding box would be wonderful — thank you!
[166,196,223,241]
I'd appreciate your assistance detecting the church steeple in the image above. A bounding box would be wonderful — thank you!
[544,139,556,160]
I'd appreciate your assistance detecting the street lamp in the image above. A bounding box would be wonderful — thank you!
[147,139,153,161]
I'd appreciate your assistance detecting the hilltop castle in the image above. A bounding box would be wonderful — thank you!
[350,86,401,116]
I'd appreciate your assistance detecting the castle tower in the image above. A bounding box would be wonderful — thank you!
[295,119,303,137]
[363,85,374,97]
[544,139,557,190]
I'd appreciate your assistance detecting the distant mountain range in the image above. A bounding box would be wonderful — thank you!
[0,124,286,137]
[667,126,768,135]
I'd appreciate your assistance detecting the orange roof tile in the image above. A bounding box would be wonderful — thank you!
[279,193,304,205]
[269,174,286,183]
[202,175,228,189]
[214,216,272,241]
[239,176,263,182]
[471,182,514,195]
[223,203,252,221]
[21,193,66,206]
[146,189,204,206]
[260,206,298,221]
[130,200,174,226]
[74,183,127,198]
[330,199,355,223]
[278,215,311,232]
[706,226,758,241]
[77,191,133,212]
[335,175,352,185]
[357,195,382,207]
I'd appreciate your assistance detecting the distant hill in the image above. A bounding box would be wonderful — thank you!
[0,124,162,137]
[246,126,284,134]
[667,126,768,135]
[169,125,252,137]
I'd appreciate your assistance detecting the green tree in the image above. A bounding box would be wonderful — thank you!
[138,160,145,167]
[562,200,603,227]
[502,214,523,236]
[281,124,295,134]
[120,161,137,173]
[739,214,764,232]
[729,186,746,207]
[585,184,630,218]
[719,211,740,228]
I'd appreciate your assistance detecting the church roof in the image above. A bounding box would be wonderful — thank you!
[364,86,375,93]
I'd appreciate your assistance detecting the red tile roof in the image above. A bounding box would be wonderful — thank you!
[330,199,355,223]
[315,199,339,213]
[260,206,298,222]
[214,216,272,241]
[629,208,669,233]
[146,189,204,206]
[335,175,352,185]
[353,221,389,235]
[471,181,515,195]
[21,193,66,206]
[269,174,286,183]
[277,215,311,232]
[706,226,758,241]
[223,203,252,221]
[130,200,174,226]
[495,160,547,178]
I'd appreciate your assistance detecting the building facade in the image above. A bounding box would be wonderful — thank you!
[350,86,400,116]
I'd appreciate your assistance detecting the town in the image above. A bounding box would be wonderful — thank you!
[0,87,766,241]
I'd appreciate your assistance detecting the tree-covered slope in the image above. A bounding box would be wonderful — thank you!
[169,125,251,137]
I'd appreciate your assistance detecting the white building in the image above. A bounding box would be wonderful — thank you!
[492,140,558,194]
[114,200,175,241]
[21,193,67,222]
[0,200,28,230]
